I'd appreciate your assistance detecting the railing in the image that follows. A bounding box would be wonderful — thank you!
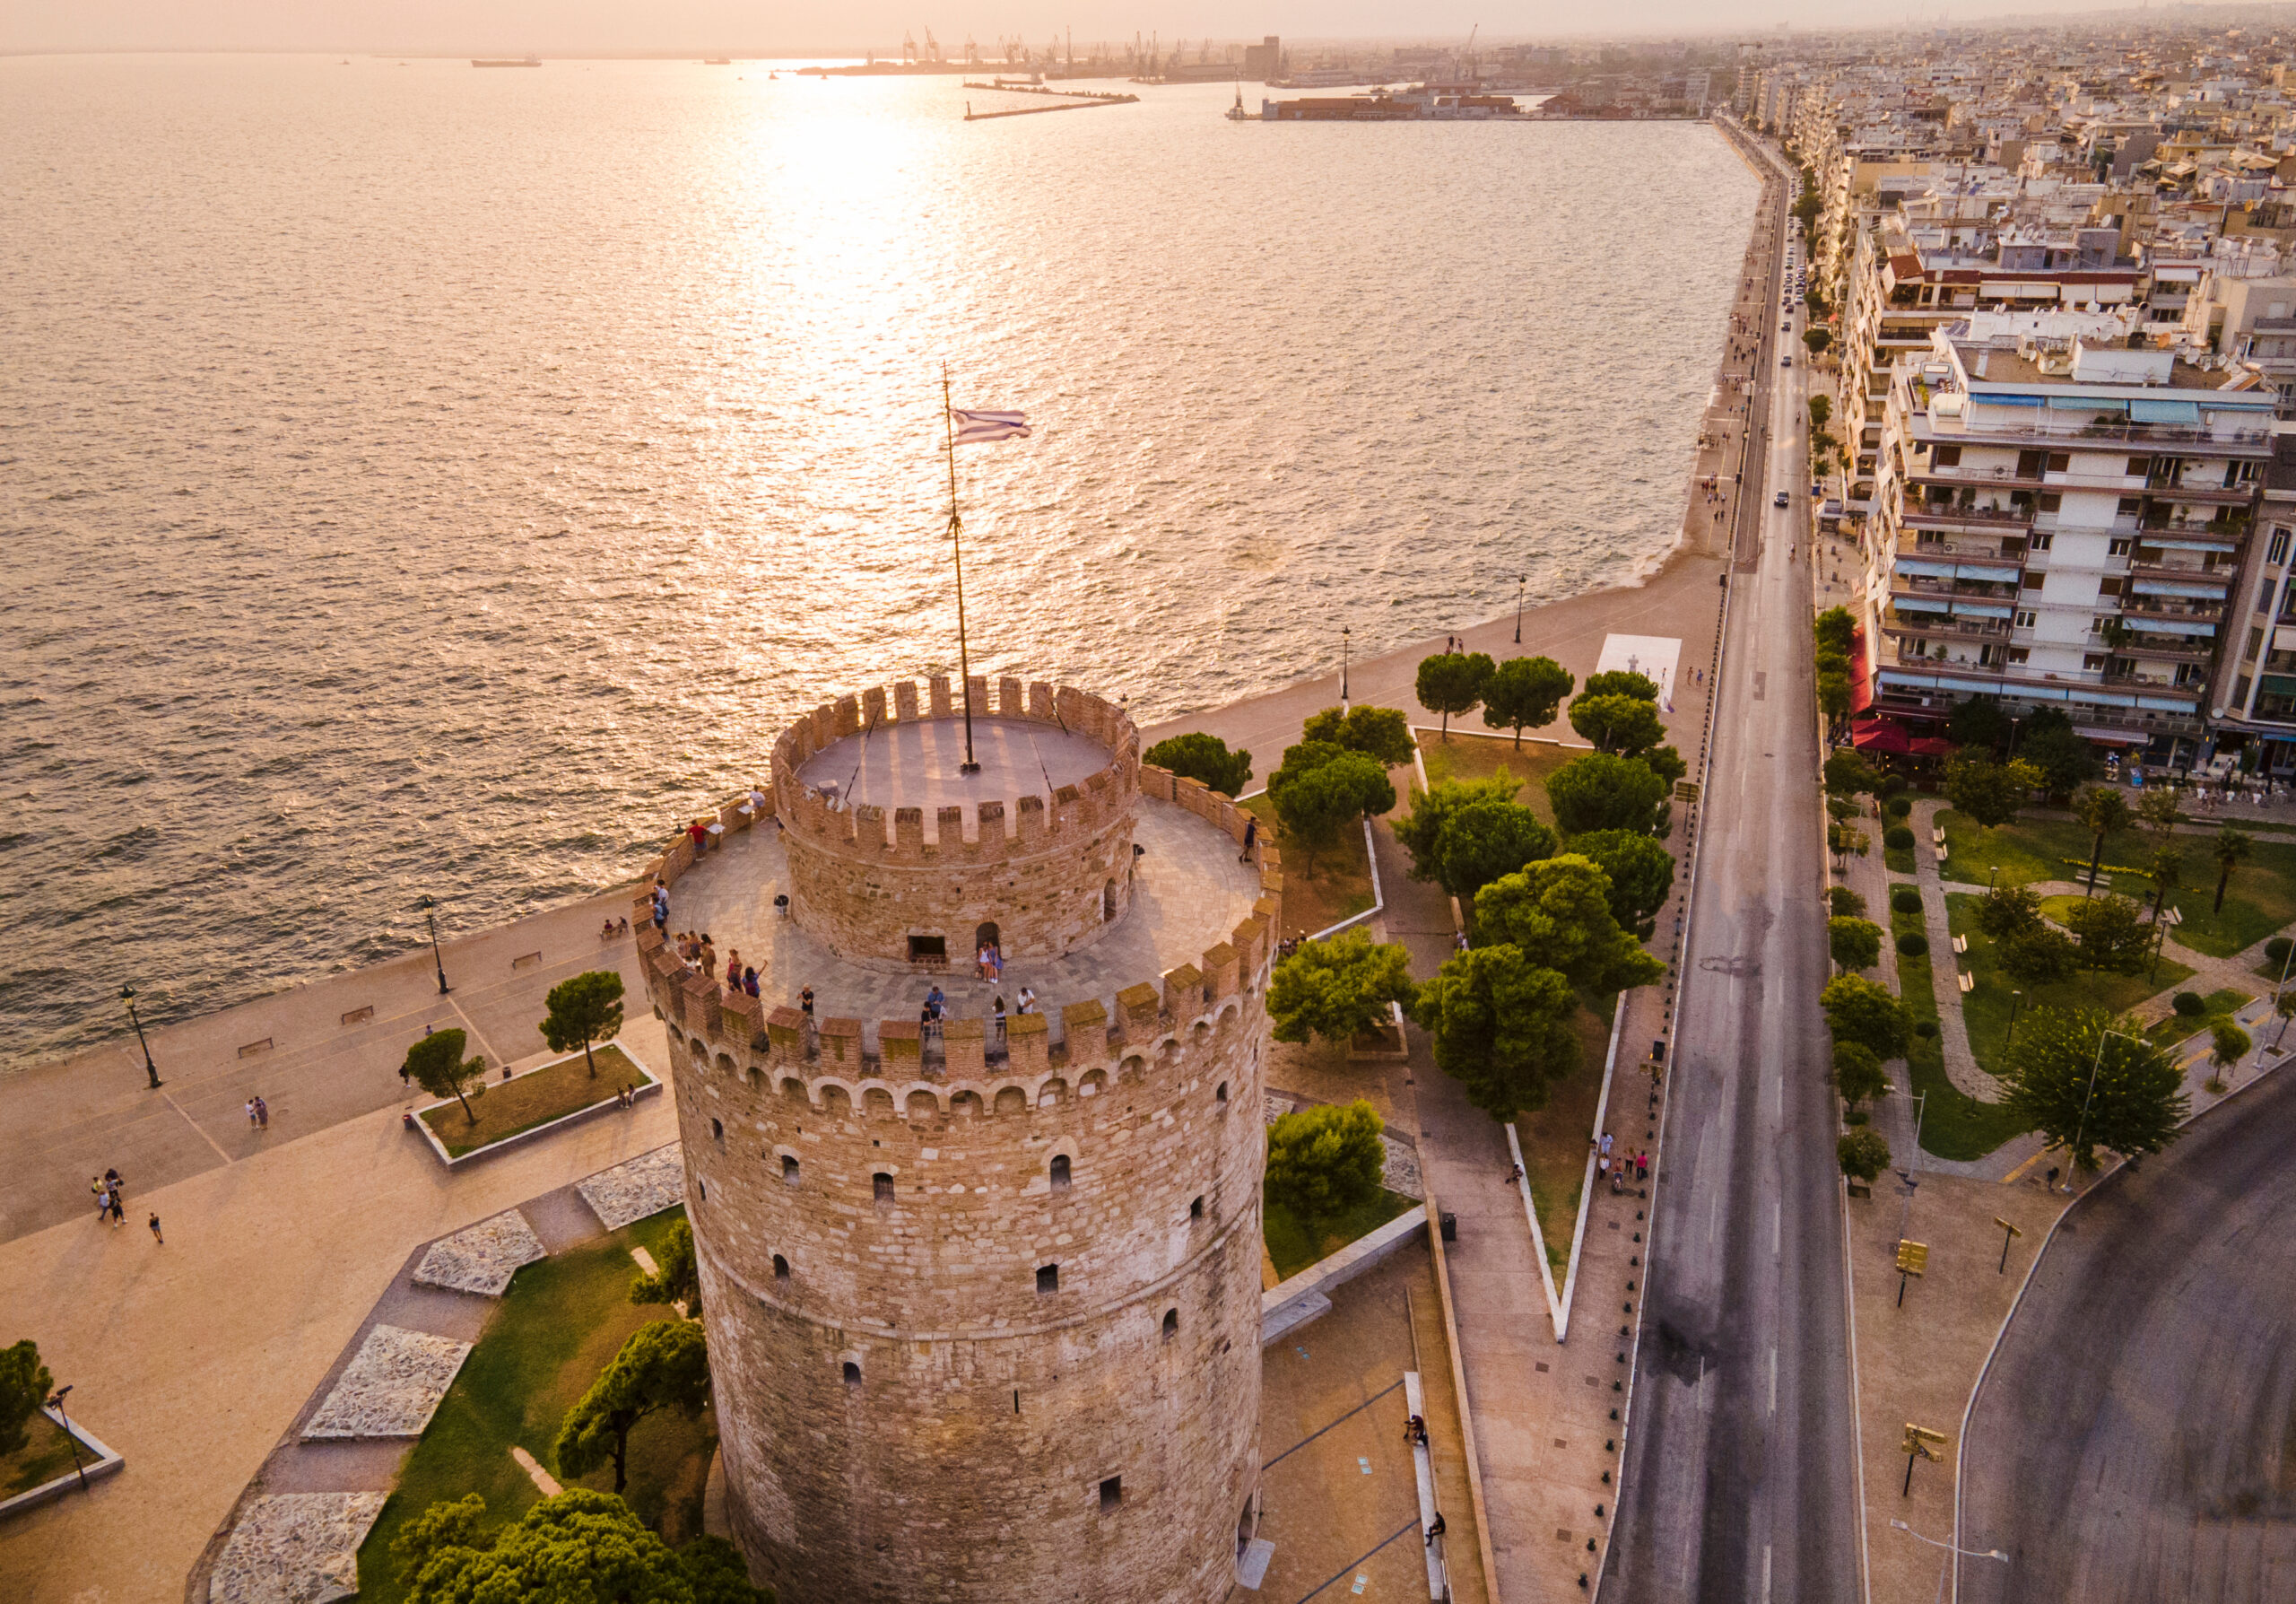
[1906,502,2031,527]
[1881,609,2008,639]
[2125,560,2231,585]
[1900,536,2025,562]
[2124,598,2226,621]
[1917,414,2274,450]
[1892,575,2021,601]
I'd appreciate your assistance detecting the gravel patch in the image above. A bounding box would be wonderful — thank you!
[576,1143,686,1230]
[413,1208,547,1296]
[1379,1133,1423,1200]
[208,1492,387,1604]
[300,1325,471,1441]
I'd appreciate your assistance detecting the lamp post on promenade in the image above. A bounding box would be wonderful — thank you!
[1514,575,1525,645]
[419,895,451,997]
[45,1387,91,1495]
[119,987,161,1090]
[2003,989,2023,1061]
[1341,627,1351,710]
[2066,1027,2138,1192]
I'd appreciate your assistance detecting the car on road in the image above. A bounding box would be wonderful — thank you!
[1781,354,1792,367]
[1774,491,1789,508]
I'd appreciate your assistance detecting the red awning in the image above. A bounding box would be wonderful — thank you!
[1852,722,1912,755]
[1908,737,1957,757]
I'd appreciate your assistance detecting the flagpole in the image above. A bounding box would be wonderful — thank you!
[943,366,980,774]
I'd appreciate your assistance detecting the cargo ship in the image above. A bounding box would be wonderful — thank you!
[1255,86,1524,121]
[472,56,542,67]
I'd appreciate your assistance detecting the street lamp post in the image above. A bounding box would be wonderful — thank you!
[2066,1027,2138,1192]
[46,1386,91,1495]
[419,896,451,997]
[119,987,161,1090]
[2003,989,2023,1061]
[1514,575,1525,645]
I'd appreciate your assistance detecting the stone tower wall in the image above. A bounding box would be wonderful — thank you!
[771,675,1144,964]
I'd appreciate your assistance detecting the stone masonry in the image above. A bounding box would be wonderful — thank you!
[638,677,1274,1604]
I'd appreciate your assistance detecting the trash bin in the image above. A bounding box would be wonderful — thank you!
[1439,1212,1457,1244]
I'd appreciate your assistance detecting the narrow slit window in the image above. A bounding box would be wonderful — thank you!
[772,1254,790,1281]
[842,1361,861,1386]
[873,1172,895,1203]
[1050,1155,1072,1190]
[1162,1308,1178,1339]
[1215,1082,1229,1105]
[1190,1196,1205,1221]
[1100,1476,1122,1512]
[782,1155,800,1185]
[1037,1263,1059,1295]
[711,1118,724,1142]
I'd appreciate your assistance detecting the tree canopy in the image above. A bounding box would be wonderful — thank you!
[1831,1041,1890,1105]
[1409,946,1582,1119]
[1480,657,1575,747]
[1999,926,2079,986]
[1837,1129,1891,1182]
[1944,753,2039,830]
[2059,894,2151,972]
[0,1339,52,1457]
[1415,651,1495,739]
[1998,1007,2187,1173]
[1143,732,1253,797]
[543,971,627,1077]
[1300,705,1416,768]
[1813,606,1857,657]
[1422,798,1557,903]
[1820,973,1910,1059]
[630,1219,700,1312]
[556,1321,712,1495]
[1394,775,1521,884]
[1268,745,1396,876]
[1546,753,1668,838]
[1566,829,1676,937]
[1265,1101,1386,1218]
[1471,855,1666,995]
[1829,917,1883,972]
[1975,885,2044,939]
[1822,749,1883,798]
[1946,697,2010,752]
[392,1489,767,1604]
[1567,693,1667,758]
[2213,826,2255,914]
[2074,786,2133,896]
[2018,723,2094,799]
[403,1028,488,1125]
[1581,670,1659,702]
[1269,928,1419,1045]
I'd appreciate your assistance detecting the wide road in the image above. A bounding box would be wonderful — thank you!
[1603,125,1863,1602]
[1957,1062,2296,1601]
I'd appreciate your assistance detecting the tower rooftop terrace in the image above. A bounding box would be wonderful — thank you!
[793,716,1112,818]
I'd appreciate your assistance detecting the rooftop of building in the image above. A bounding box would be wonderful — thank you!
[793,716,1112,817]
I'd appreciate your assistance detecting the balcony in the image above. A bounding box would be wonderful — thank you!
[2112,637,2215,665]
[1900,533,2027,566]
[1912,463,2047,491]
[1904,503,2034,534]
[1880,604,2009,640]
[1911,413,2274,456]
[2125,558,2232,588]
[1892,572,2021,604]
[2143,477,2256,505]
[2122,597,2226,622]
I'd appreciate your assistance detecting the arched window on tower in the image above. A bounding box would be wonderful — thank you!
[782,1155,800,1186]
[873,1172,895,1204]
[1050,1154,1072,1191]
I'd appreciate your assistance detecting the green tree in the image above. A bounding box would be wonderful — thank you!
[1807,394,1832,431]
[543,971,627,1077]
[1472,855,1666,995]
[1269,928,1419,1045]
[1944,753,2039,830]
[2137,787,2181,840]
[1415,651,1495,740]
[0,1339,53,1457]
[1143,732,1253,797]
[1300,705,1416,768]
[2060,894,2150,972]
[1823,748,1883,798]
[1640,745,1689,789]
[1998,927,2078,986]
[1580,670,1659,702]
[1269,750,1395,877]
[2211,1021,2251,1076]
[1804,327,1832,354]
[1829,917,1883,972]
[1480,657,1575,748]
[1422,798,1557,902]
[1975,885,2044,939]
[1998,1007,2187,1174]
[1409,946,1582,1118]
[1831,1040,1891,1105]
[2143,844,2184,956]
[1569,829,1676,937]
[1829,885,1868,919]
[394,1489,768,1604]
[1394,775,1522,885]
[1821,973,1910,1059]
[1568,693,1667,757]
[2018,724,2093,800]
[1947,697,2010,752]
[555,1321,712,1495]
[403,1028,487,1125]
[1828,819,1869,869]
[1546,753,1668,837]
[2074,786,2133,898]
[631,1219,700,1312]
[1817,669,1852,725]
[1813,606,1857,657]
[1837,1129,1892,1183]
[2212,826,2254,914]
[1264,1101,1386,1218]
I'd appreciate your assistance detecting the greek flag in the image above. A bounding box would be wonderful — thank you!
[951,407,1031,444]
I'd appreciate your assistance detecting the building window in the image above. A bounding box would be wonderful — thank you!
[2272,530,2292,567]
[2009,649,2030,665]
[873,1172,894,1204]
[2100,577,2123,597]
[1038,1264,1060,1295]
[2118,496,2142,516]
[2046,452,2070,474]
[1933,445,1962,467]
[711,1119,724,1143]
[2038,493,2062,513]
[2084,654,2108,671]
[1191,1196,1205,1221]
[2015,611,2036,629]
[1050,1155,1072,1191]
[2109,538,2133,557]
[843,1361,862,1386]
[1162,1308,1179,1340]
[773,1254,790,1281]
[1100,1476,1123,1512]
[2022,572,2045,590]
[782,1155,800,1186]
[2030,533,2053,552]
[2126,458,2151,477]
[1216,1082,1229,1105]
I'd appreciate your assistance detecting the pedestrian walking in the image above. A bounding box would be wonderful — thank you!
[109,1192,126,1228]
[1599,1131,1614,1160]
[91,1175,109,1218]
[1637,1152,1649,1181]
[255,1096,269,1129]
[727,951,744,989]
[246,1098,258,1128]
[1239,815,1257,864]
[1502,1162,1524,1186]
[800,985,815,1019]
[147,1213,163,1245]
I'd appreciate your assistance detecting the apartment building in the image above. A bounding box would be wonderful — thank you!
[1865,309,2277,765]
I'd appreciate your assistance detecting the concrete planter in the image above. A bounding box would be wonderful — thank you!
[0,1407,124,1521]
[409,1038,660,1167]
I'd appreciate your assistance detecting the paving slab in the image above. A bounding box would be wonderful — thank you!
[576,1142,686,1231]
[300,1324,473,1442]
[206,1492,387,1604]
[411,1207,548,1296]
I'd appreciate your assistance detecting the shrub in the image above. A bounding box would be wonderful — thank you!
[1883,825,1916,850]
[1976,885,2044,940]
[1844,1109,1870,1126]
[1143,732,1253,798]
[1913,1019,1937,1039]
[1891,887,1922,916]
[2172,991,2205,1018]
[1838,1129,1892,1182]
[1831,1041,1889,1105]
[1998,927,2078,987]
[1896,932,1928,958]
[1883,795,1912,819]
[1265,1101,1386,1218]
[1829,886,1868,920]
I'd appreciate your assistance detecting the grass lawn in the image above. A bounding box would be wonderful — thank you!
[1891,894,2029,1161]
[1946,895,2189,1088]
[356,1209,708,1604]
[0,1411,83,1498]
[1511,1000,1620,1282]
[1937,812,2296,959]
[422,1045,648,1159]
[2144,988,2252,1050]
[1264,1187,1418,1282]
[1416,730,1584,828]
[1240,794,1376,940]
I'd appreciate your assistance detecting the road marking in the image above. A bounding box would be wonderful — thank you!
[162,1091,236,1166]
[1708,1191,1719,1244]
[1772,1199,1781,1257]
[1770,1347,1778,1415]
[2000,1145,2054,1186]
[1763,1542,1773,1603]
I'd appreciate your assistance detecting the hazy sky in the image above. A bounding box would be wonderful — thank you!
[0,0,2164,57]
